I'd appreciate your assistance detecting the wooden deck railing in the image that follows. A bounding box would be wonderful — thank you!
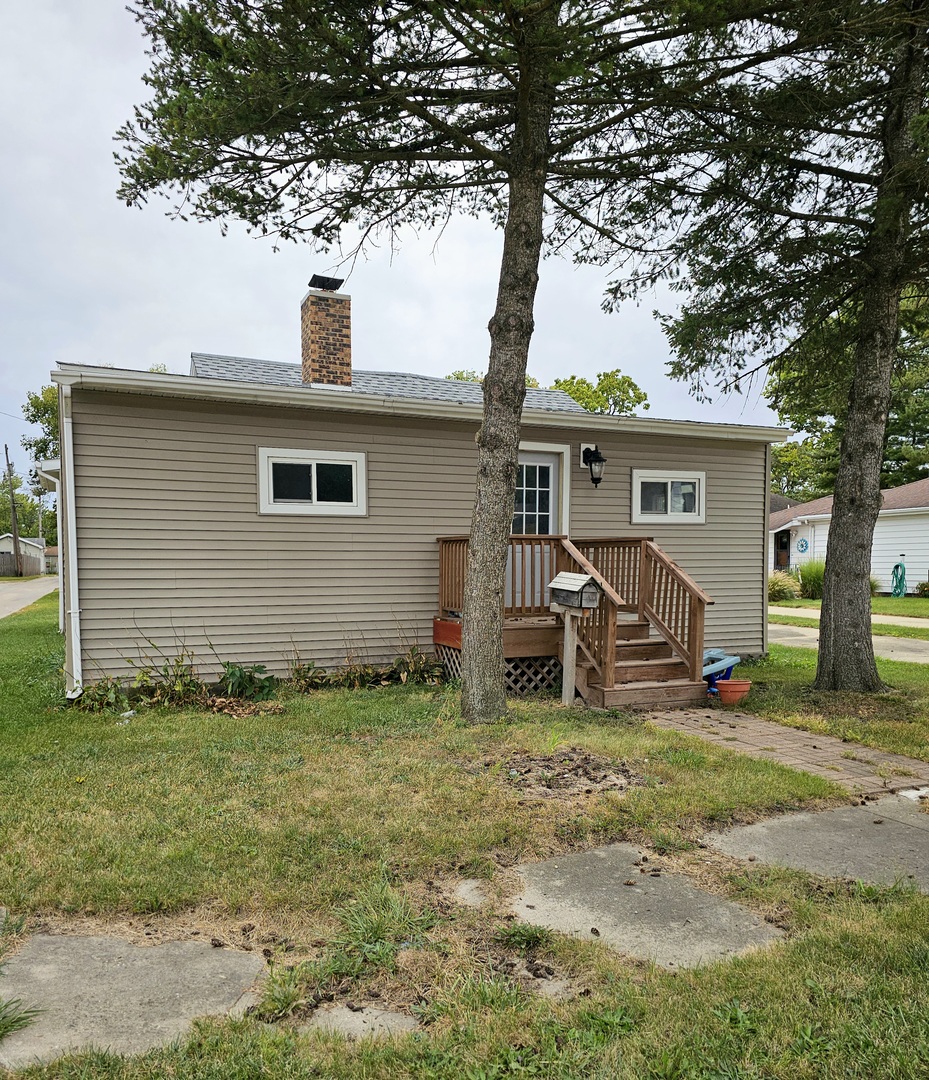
[557,539,624,689]
[643,541,714,680]
[437,534,714,687]
[569,538,641,612]
[438,535,566,618]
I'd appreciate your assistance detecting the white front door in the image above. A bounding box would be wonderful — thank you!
[512,451,560,535]
[508,451,561,610]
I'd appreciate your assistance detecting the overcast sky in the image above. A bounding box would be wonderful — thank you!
[0,3,781,475]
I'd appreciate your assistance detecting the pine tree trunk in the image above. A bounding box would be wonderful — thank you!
[813,15,926,691]
[461,8,558,723]
[814,285,898,691]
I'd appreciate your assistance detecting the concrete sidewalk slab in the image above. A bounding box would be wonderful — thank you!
[770,605,929,628]
[0,577,57,620]
[645,708,929,796]
[0,934,264,1069]
[301,1005,419,1040]
[512,843,781,969]
[768,621,929,663]
[707,790,929,889]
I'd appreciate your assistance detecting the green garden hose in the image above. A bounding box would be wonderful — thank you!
[891,561,907,598]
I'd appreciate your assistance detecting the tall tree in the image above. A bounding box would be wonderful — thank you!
[552,370,649,415]
[767,305,929,491]
[619,0,929,692]
[21,385,60,463]
[770,439,833,501]
[117,0,797,720]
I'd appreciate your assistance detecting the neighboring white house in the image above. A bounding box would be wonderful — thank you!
[769,476,929,592]
[0,535,47,574]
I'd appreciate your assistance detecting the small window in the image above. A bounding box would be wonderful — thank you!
[258,448,367,516]
[632,470,705,524]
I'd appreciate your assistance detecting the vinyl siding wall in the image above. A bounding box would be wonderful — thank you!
[561,430,768,654]
[771,513,929,591]
[70,390,769,681]
[871,514,929,590]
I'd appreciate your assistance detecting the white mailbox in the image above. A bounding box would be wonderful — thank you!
[548,571,601,610]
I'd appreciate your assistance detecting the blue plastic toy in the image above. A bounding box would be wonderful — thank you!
[703,648,741,695]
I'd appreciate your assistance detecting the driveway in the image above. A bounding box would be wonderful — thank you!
[768,621,929,664]
[0,576,58,619]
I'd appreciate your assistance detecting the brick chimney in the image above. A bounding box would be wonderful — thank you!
[300,276,352,387]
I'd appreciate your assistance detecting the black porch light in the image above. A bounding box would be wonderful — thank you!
[582,445,607,487]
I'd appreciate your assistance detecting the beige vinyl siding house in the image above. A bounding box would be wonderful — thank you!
[53,284,784,702]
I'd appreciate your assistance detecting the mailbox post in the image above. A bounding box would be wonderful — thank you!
[547,571,602,706]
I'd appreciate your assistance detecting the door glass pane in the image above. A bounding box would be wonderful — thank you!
[640,481,667,514]
[272,462,312,502]
[513,455,557,535]
[316,463,354,503]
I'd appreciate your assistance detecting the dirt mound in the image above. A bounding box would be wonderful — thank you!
[482,747,643,799]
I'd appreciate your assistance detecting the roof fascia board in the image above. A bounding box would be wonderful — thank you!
[771,504,929,531]
[52,365,789,444]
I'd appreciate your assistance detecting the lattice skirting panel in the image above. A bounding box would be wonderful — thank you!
[437,644,463,681]
[505,656,562,696]
[437,646,562,696]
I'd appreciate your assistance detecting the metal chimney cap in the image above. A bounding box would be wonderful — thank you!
[308,274,345,292]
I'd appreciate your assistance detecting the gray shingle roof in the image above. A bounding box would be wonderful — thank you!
[190,353,588,413]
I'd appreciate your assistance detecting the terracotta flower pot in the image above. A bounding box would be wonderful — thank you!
[716,678,752,705]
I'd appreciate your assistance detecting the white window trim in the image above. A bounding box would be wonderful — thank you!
[631,469,706,525]
[258,447,367,516]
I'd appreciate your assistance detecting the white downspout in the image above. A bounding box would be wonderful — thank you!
[61,386,83,697]
[36,465,63,633]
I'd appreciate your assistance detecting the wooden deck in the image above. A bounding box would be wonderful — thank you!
[435,535,714,708]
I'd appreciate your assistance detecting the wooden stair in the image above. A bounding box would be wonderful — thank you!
[576,619,706,709]
[437,535,714,710]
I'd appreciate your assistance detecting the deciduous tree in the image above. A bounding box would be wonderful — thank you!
[552,370,648,416]
[21,385,60,463]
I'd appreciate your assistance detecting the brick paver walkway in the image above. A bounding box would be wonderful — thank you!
[645,708,929,796]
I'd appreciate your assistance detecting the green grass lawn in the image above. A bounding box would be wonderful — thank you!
[770,611,929,642]
[3,597,929,1078]
[774,596,929,618]
[744,644,929,760]
[0,576,44,583]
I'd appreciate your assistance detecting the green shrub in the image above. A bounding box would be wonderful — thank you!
[219,661,276,701]
[870,575,882,597]
[769,571,801,602]
[289,647,444,693]
[797,558,827,599]
[393,645,444,685]
[916,581,929,598]
[132,650,208,707]
[73,675,129,712]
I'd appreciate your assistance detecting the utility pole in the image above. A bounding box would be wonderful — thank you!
[4,444,23,577]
